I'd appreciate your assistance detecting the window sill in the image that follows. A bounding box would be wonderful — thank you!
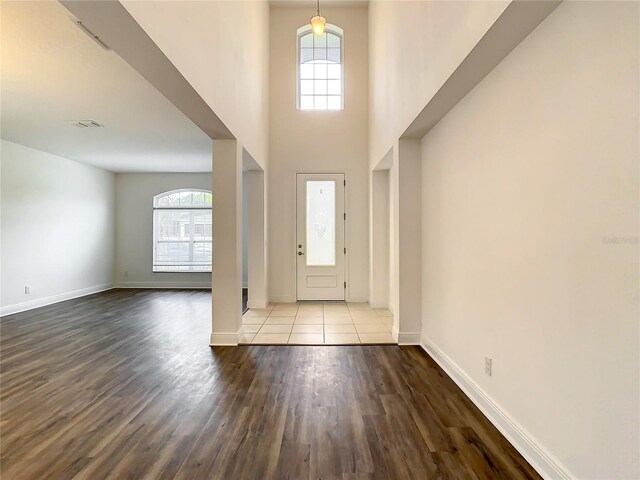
[153,269,212,273]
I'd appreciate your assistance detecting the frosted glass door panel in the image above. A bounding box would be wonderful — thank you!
[296,173,344,300]
[306,181,336,266]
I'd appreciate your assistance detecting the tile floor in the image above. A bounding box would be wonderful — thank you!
[241,302,395,345]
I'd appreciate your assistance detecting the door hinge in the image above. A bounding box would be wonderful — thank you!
[344,281,347,288]
[344,247,347,254]
[343,213,346,221]
[344,180,346,186]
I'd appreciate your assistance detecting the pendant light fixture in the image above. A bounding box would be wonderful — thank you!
[310,0,326,36]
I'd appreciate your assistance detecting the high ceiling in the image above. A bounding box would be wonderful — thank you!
[0,1,212,173]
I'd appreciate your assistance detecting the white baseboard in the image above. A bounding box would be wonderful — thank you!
[210,328,243,346]
[346,296,369,303]
[116,282,211,289]
[1,283,114,317]
[397,331,421,345]
[420,336,572,480]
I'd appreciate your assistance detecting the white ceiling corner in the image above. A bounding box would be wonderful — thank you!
[1,1,212,173]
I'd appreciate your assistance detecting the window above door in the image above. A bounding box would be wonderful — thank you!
[297,24,344,111]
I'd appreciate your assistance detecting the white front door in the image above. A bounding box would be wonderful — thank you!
[296,173,345,300]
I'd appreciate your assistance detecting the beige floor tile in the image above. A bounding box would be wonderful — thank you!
[355,324,390,334]
[238,334,255,344]
[347,303,373,311]
[288,333,324,344]
[380,316,394,325]
[273,303,298,309]
[242,316,267,325]
[268,311,297,317]
[324,310,350,317]
[325,333,360,344]
[352,316,382,324]
[264,316,295,325]
[324,324,356,334]
[292,324,323,334]
[258,324,293,334]
[323,316,354,325]
[358,333,395,344]
[374,308,393,317]
[243,324,262,334]
[323,301,346,305]
[350,310,380,318]
[294,316,324,325]
[243,308,273,316]
[295,310,323,317]
[252,333,290,344]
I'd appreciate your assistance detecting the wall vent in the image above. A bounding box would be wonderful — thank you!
[66,120,104,128]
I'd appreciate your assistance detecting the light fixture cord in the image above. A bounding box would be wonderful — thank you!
[316,0,320,16]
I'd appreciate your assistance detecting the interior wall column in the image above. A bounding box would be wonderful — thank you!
[370,169,390,308]
[390,138,423,344]
[211,139,243,346]
[247,169,268,309]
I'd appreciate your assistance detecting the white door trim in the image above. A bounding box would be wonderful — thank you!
[295,173,346,301]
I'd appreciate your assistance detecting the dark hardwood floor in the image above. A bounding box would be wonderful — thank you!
[1,289,541,479]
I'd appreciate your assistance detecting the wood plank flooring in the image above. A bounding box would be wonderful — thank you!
[1,289,541,479]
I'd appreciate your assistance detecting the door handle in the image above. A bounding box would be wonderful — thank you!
[298,251,305,256]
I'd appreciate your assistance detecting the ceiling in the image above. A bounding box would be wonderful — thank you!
[0,1,212,173]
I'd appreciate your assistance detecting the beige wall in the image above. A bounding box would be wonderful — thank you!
[115,173,212,288]
[121,0,269,167]
[368,0,508,166]
[420,2,639,478]
[369,169,389,308]
[268,6,369,302]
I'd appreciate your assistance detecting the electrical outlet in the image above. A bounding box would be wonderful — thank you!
[124,271,129,278]
[24,286,31,295]
[485,356,492,376]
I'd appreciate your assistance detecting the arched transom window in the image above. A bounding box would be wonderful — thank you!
[152,189,212,272]
[297,24,343,110]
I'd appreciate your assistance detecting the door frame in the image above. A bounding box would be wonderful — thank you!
[295,172,348,301]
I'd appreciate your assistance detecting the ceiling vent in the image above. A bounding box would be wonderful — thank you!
[74,20,111,51]
[66,120,104,128]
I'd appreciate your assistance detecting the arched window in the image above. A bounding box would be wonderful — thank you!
[297,23,343,110]
[152,189,212,272]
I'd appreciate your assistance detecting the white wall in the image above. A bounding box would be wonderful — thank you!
[420,2,639,479]
[368,0,509,165]
[242,172,248,288]
[121,0,270,168]
[269,6,369,302]
[115,172,212,288]
[0,140,115,314]
[369,169,389,308]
